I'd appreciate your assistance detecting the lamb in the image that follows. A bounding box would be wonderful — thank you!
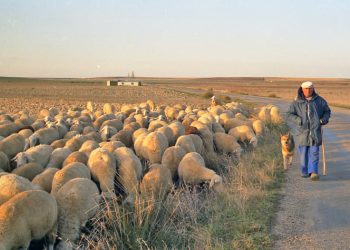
[0,133,26,159]
[114,147,143,204]
[0,190,58,250]
[28,127,60,147]
[213,132,242,158]
[140,131,169,164]
[0,173,42,205]
[78,140,99,157]
[51,162,91,195]
[14,144,53,168]
[53,178,100,250]
[11,162,44,181]
[228,125,258,147]
[62,151,88,167]
[87,148,117,196]
[161,146,186,181]
[178,152,224,192]
[0,151,10,172]
[32,167,59,193]
[47,147,72,168]
[140,164,173,201]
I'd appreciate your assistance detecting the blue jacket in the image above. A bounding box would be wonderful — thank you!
[286,87,331,146]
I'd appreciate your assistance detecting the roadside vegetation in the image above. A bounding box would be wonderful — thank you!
[80,121,287,250]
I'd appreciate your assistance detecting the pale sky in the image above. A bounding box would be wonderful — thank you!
[1,0,349,78]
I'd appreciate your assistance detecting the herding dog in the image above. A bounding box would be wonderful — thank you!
[280,132,295,171]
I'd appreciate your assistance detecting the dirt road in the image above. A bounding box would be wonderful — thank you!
[176,86,350,249]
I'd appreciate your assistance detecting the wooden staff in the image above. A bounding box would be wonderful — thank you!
[321,127,327,176]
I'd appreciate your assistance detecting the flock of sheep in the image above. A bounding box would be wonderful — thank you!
[0,99,282,249]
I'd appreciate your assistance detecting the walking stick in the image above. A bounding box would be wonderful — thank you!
[321,127,327,176]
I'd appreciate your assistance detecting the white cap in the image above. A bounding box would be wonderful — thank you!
[301,81,314,88]
[211,95,216,100]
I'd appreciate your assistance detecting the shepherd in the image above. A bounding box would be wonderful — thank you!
[286,81,331,180]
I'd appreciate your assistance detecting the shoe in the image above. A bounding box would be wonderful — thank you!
[301,173,309,178]
[310,173,319,181]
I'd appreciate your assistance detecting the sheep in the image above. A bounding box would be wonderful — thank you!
[0,173,42,205]
[161,146,186,181]
[100,141,126,153]
[0,133,26,159]
[270,106,282,123]
[32,167,59,193]
[141,131,169,164]
[85,131,102,143]
[190,121,214,154]
[175,135,197,154]
[110,129,133,147]
[87,101,94,112]
[11,162,44,181]
[28,127,60,147]
[168,121,185,144]
[114,147,143,204]
[178,152,224,192]
[223,118,251,133]
[87,148,116,196]
[0,122,23,137]
[188,134,204,154]
[140,164,173,201]
[78,140,99,157]
[258,106,271,122]
[103,103,115,114]
[100,125,118,141]
[123,121,141,133]
[0,151,10,172]
[148,119,167,132]
[132,128,149,143]
[212,122,225,133]
[156,125,174,146]
[0,190,58,250]
[51,162,91,195]
[47,147,72,168]
[228,125,258,147]
[252,119,265,137]
[53,178,100,250]
[64,134,90,152]
[62,151,88,167]
[17,128,34,139]
[93,113,116,128]
[51,138,69,149]
[164,106,179,121]
[213,132,242,158]
[101,118,123,131]
[14,144,53,168]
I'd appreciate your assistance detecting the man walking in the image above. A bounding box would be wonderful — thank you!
[287,81,331,180]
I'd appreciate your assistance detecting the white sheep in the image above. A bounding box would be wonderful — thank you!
[11,162,44,181]
[51,138,69,149]
[228,125,258,147]
[62,151,88,167]
[47,147,72,169]
[252,119,266,137]
[99,125,118,141]
[114,147,143,204]
[0,151,10,172]
[78,140,100,157]
[87,148,117,196]
[100,141,126,153]
[110,129,133,147]
[140,163,173,201]
[161,146,186,181]
[213,132,242,158]
[0,190,58,250]
[53,178,100,250]
[0,173,42,205]
[103,103,115,114]
[175,135,197,154]
[178,152,224,192]
[270,106,282,123]
[168,121,185,144]
[141,131,169,164]
[190,121,214,153]
[28,127,60,147]
[0,122,23,137]
[14,144,53,168]
[32,167,60,193]
[51,162,91,195]
[64,134,90,152]
[0,133,26,159]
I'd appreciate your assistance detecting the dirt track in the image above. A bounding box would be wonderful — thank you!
[178,86,350,249]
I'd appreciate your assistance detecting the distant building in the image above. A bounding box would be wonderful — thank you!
[107,80,142,86]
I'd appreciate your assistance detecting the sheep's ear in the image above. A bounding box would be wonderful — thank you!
[209,178,216,188]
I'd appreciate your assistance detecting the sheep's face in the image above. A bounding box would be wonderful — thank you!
[28,135,39,147]
[13,152,30,168]
[249,137,258,148]
[209,175,225,193]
